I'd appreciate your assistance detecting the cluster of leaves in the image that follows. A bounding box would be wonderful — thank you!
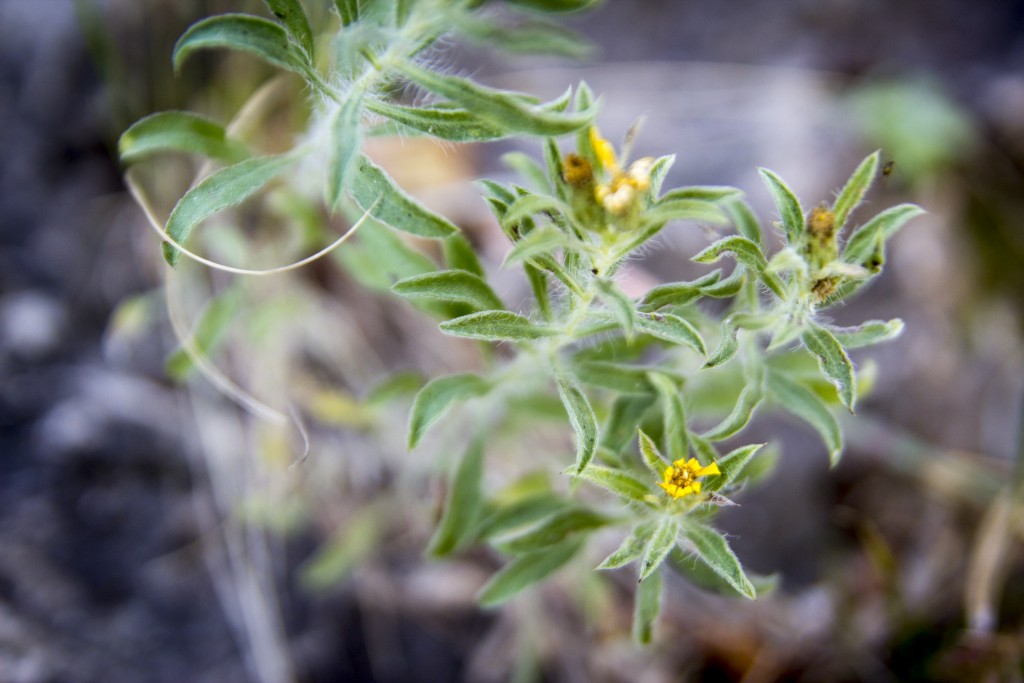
[118,0,922,644]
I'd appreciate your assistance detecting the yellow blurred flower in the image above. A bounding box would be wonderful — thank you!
[589,126,654,216]
[657,457,721,499]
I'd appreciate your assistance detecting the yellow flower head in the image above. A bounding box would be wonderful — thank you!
[587,126,655,216]
[657,457,721,499]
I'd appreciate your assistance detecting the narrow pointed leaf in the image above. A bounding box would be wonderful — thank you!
[326,95,363,211]
[843,204,925,266]
[767,371,842,464]
[396,61,594,136]
[829,318,904,348]
[758,167,804,244]
[262,0,314,58]
[443,233,485,277]
[495,507,609,554]
[639,270,721,311]
[633,565,662,644]
[725,198,763,248]
[557,376,598,473]
[833,151,879,230]
[705,444,764,492]
[636,313,706,356]
[119,111,248,164]
[440,310,553,342]
[693,236,785,298]
[639,518,678,582]
[595,279,636,339]
[649,373,688,461]
[524,263,552,320]
[601,395,655,453]
[173,14,308,74]
[802,324,856,412]
[701,267,746,298]
[349,154,458,237]
[637,428,667,476]
[647,154,675,199]
[408,373,491,448]
[428,439,486,557]
[163,153,297,265]
[477,539,584,607]
[365,100,510,142]
[502,193,566,229]
[503,226,576,266]
[702,383,763,441]
[333,0,359,25]
[571,361,655,395]
[680,522,756,599]
[640,199,728,228]
[393,270,504,311]
[569,464,651,502]
[476,494,566,541]
[598,523,655,570]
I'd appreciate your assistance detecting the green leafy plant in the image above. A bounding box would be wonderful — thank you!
[119,0,922,644]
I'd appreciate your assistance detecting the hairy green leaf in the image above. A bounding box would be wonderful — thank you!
[657,186,742,203]
[443,234,485,277]
[408,373,490,448]
[569,464,651,502]
[333,0,359,26]
[802,324,856,412]
[558,376,598,473]
[365,100,510,142]
[262,0,314,58]
[349,154,458,238]
[477,539,583,607]
[649,373,688,462]
[829,319,904,348]
[476,494,566,540]
[640,518,678,582]
[496,507,610,554]
[725,198,763,248]
[326,95,363,212]
[637,428,668,476]
[701,382,763,441]
[571,360,655,395]
[633,563,662,644]
[843,204,925,266]
[595,278,636,340]
[705,444,764,492]
[833,150,879,230]
[598,523,655,570]
[693,236,785,298]
[166,288,240,380]
[428,439,486,557]
[636,313,706,356]
[163,153,297,265]
[758,167,804,245]
[767,371,842,464]
[440,310,553,342]
[119,111,248,164]
[393,270,504,311]
[639,270,721,311]
[173,14,308,74]
[680,521,755,598]
[395,61,594,136]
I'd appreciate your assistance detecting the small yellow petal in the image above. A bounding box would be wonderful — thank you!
[678,485,695,497]
[663,466,675,482]
[589,126,619,173]
[698,462,721,477]
[672,457,688,468]
[692,481,702,494]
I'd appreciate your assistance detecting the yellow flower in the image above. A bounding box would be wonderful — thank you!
[657,457,721,499]
[588,126,654,217]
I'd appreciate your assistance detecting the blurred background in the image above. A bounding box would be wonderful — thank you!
[1,0,1023,681]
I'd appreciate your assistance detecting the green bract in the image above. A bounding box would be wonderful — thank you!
[122,0,922,647]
